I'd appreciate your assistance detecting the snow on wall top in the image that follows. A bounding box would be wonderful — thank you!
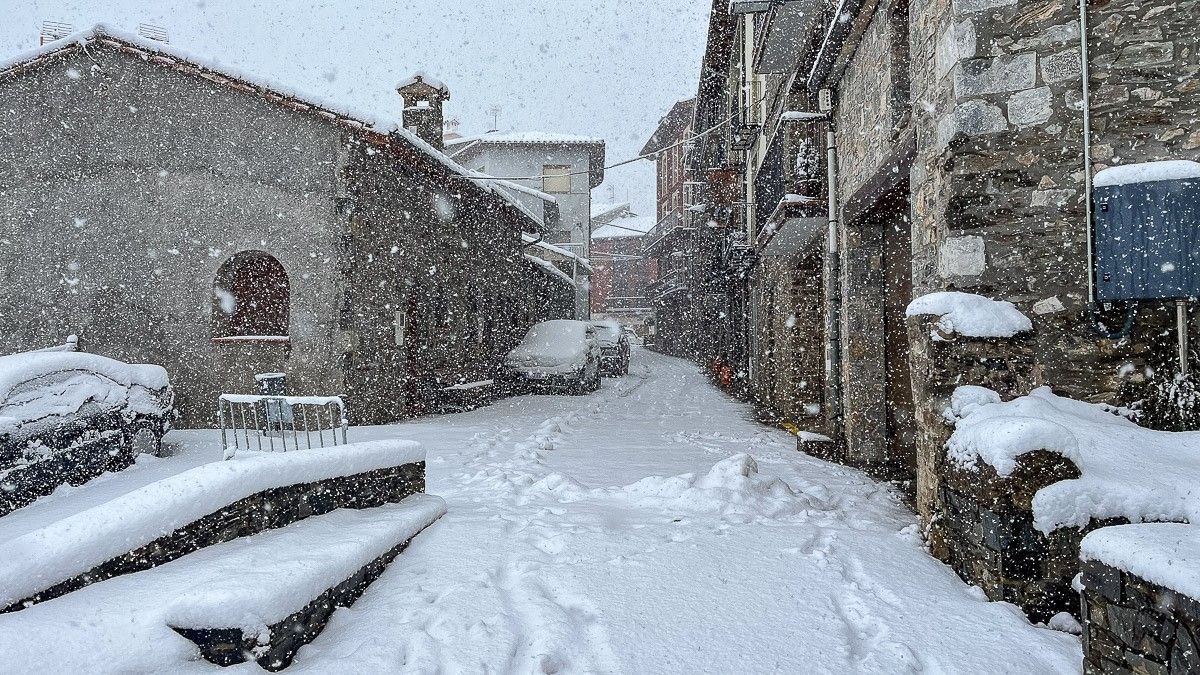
[1081,523,1200,600]
[164,496,446,633]
[906,291,1033,339]
[0,24,540,227]
[0,439,425,607]
[1094,160,1200,188]
[946,385,1200,533]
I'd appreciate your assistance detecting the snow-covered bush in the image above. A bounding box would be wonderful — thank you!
[1133,368,1200,432]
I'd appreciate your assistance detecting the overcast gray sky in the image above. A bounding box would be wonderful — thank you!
[1,0,710,215]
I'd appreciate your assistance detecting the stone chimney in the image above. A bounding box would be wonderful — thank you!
[396,73,450,151]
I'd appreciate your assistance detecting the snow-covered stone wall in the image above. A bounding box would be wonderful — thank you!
[904,0,1200,534]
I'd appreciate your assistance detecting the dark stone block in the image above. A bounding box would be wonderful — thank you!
[1172,625,1198,675]
[1084,562,1124,604]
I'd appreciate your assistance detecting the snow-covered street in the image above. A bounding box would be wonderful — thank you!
[0,348,1084,674]
[277,349,1078,674]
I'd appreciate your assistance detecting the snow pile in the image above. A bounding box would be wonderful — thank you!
[946,386,1200,532]
[0,352,169,436]
[619,453,799,517]
[1094,160,1200,187]
[534,454,809,521]
[0,439,424,606]
[906,291,1033,339]
[1081,523,1200,600]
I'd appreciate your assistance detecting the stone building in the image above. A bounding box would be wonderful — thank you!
[0,25,561,426]
[686,0,1200,623]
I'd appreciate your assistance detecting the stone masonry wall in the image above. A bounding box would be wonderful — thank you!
[836,0,905,201]
[0,45,345,427]
[831,0,912,473]
[905,0,1199,530]
[1081,559,1200,674]
[940,447,1086,621]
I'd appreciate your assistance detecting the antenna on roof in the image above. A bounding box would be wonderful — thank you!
[136,23,169,43]
[487,105,502,133]
[39,21,74,45]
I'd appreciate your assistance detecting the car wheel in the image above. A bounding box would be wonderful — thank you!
[128,423,163,457]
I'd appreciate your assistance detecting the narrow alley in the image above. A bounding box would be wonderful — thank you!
[287,349,1079,673]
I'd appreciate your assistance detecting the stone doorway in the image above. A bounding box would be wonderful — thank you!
[841,181,916,484]
[880,185,916,482]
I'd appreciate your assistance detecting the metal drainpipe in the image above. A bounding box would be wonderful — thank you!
[1080,0,1096,304]
[824,122,844,435]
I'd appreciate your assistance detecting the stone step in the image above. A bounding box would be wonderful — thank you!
[166,495,446,670]
[0,440,426,612]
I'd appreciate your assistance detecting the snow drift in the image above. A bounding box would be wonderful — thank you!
[946,385,1200,532]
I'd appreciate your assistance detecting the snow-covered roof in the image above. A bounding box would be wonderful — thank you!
[395,71,449,93]
[0,24,542,230]
[591,201,633,222]
[906,291,1033,339]
[593,213,657,239]
[1094,160,1200,188]
[445,129,607,187]
[489,177,557,204]
[522,234,592,273]
[524,253,576,287]
[455,131,605,146]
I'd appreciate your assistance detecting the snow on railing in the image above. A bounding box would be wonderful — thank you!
[218,393,348,459]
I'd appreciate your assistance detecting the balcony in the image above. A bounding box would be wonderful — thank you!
[642,210,692,254]
[647,265,688,301]
[753,1,824,75]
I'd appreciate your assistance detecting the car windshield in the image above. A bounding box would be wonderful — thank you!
[592,322,622,342]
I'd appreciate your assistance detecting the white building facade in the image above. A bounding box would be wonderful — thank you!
[447,132,605,319]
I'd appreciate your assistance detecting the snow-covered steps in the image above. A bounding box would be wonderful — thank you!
[0,498,446,672]
[0,439,426,612]
[170,495,446,670]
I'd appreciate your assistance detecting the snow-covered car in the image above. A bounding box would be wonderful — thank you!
[502,320,601,395]
[0,351,174,515]
[591,320,630,376]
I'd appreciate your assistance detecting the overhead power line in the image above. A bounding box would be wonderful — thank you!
[454,94,768,183]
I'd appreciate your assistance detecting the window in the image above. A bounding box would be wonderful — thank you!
[212,251,290,341]
[542,165,572,194]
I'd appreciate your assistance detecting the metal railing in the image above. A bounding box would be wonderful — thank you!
[218,394,348,458]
